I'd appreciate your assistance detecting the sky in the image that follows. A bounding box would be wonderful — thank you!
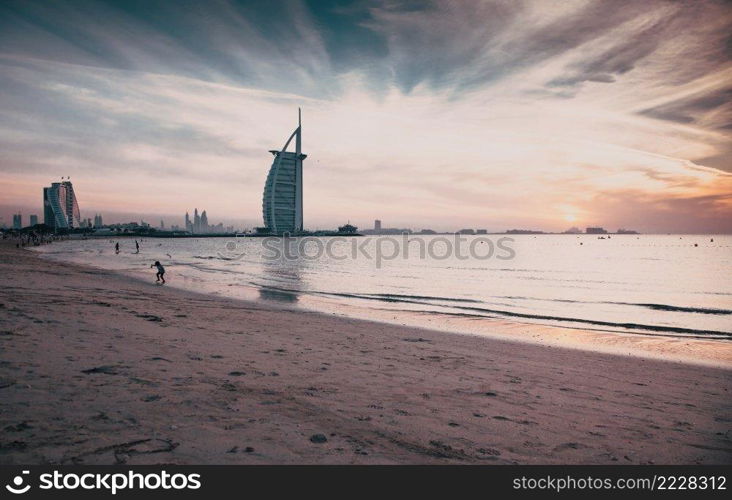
[1,0,731,233]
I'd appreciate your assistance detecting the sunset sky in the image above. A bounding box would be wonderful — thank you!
[1,0,731,232]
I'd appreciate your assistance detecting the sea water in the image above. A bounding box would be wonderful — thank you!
[34,234,732,341]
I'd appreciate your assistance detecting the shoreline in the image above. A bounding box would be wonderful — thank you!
[1,242,730,464]
[30,238,732,369]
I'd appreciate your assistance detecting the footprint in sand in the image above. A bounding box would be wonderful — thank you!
[554,442,588,451]
[476,447,501,458]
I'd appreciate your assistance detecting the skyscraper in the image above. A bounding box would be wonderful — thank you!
[185,211,191,232]
[193,208,200,234]
[200,210,208,233]
[12,213,22,229]
[374,219,382,231]
[93,214,103,228]
[29,215,38,226]
[262,109,306,234]
[43,180,81,231]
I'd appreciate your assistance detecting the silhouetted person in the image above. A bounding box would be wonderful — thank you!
[135,240,140,253]
[115,242,120,254]
[151,261,166,284]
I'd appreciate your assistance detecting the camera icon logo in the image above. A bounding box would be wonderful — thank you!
[216,234,247,260]
[5,470,31,494]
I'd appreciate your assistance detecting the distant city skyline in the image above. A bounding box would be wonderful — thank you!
[0,201,718,235]
[1,1,731,233]
[0,176,717,234]
[0,202,648,236]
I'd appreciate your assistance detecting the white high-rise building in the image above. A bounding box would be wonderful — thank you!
[200,210,208,233]
[193,208,200,233]
[262,109,306,234]
[43,179,81,231]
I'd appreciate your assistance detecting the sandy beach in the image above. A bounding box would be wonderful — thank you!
[0,241,730,465]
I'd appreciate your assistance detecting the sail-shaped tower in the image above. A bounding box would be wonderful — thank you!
[262,109,306,234]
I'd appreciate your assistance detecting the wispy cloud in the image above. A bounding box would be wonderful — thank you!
[0,0,730,232]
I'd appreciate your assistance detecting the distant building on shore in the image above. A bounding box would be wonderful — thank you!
[616,228,639,234]
[338,223,358,234]
[107,222,147,232]
[29,215,38,226]
[457,229,475,235]
[93,214,103,228]
[12,213,21,229]
[360,219,413,235]
[262,109,306,234]
[43,179,81,231]
[182,208,223,233]
[362,225,413,235]
[586,227,608,234]
[476,229,488,234]
[563,226,582,234]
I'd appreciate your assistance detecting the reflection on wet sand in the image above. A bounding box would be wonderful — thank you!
[259,287,299,303]
[257,254,305,303]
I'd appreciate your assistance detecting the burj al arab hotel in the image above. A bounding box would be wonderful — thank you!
[262,109,306,234]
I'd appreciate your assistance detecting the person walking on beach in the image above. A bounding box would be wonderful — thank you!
[135,240,140,253]
[151,260,166,284]
[115,242,120,254]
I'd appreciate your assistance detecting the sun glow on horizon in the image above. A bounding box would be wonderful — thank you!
[0,0,730,233]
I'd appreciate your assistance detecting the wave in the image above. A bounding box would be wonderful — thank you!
[250,286,731,339]
[502,296,732,315]
[406,310,730,340]
[620,303,732,315]
[298,289,732,338]
[359,293,481,303]
[448,304,732,339]
[192,255,241,261]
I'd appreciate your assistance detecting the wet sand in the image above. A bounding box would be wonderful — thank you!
[0,242,730,464]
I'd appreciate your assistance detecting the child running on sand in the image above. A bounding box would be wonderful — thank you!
[151,261,166,284]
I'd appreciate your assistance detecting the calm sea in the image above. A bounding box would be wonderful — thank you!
[34,234,732,342]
